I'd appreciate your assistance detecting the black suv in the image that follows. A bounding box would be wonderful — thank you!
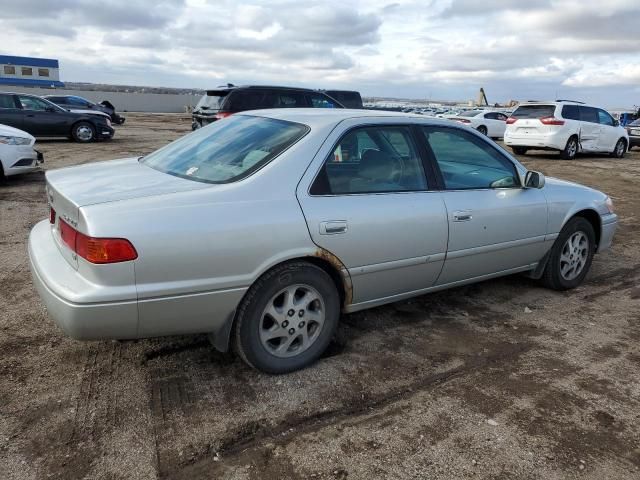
[0,92,114,142]
[321,90,363,109]
[192,85,344,130]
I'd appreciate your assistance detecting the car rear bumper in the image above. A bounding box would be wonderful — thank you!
[28,220,138,339]
[504,130,567,150]
[598,213,618,253]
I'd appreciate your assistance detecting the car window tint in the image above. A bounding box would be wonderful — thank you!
[579,106,599,123]
[310,126,427,195]
[0,94,16,109]
[484,112,497,119]
[511,105,556,119]
[308,93,337,108]
[422,127,519,190]
[562,105,580,120]
[277,92,305,108]
[597,109,614,126]
[18,95,51,111]
[142,115,308,184]
[496,113,508,121]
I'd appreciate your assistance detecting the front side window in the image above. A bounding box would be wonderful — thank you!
[597,109,614,126]
[308,93,337,109]
[141,115,308,184]
[18,95,51,111]
[422,127,519,190]
[310,126,427,195]
[3,65,16,75]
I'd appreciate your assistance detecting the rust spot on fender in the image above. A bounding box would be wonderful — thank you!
[314,248,353,308]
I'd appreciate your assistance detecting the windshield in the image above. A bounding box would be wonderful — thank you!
[511,105,556,118]
[195,93,227,111]
[141,115,309,184]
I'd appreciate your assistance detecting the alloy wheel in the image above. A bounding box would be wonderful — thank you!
[259,284,325,358]
[560,231,589,281]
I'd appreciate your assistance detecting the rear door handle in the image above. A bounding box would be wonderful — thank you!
[453,210,473,222]
[319,220,348,235]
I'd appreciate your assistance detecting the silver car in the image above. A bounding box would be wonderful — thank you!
[29,109,618,373]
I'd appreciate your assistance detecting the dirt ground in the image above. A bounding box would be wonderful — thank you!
[1,113,639,480]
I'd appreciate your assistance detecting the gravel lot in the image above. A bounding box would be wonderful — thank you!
[1,113,639,480]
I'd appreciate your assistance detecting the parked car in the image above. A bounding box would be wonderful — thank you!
[191,85,343,130]
[0,123,43,180]
[504,101,629,159]
[446,110,508,138]
[43,95,126,124]
[626,118,640,150]
[0,92,114,142]
[321,90,363,109]
[29,109,617,373]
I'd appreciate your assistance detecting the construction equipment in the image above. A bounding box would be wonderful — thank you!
[477,87,489,107]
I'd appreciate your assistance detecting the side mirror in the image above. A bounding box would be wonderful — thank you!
[525,171,545,189]
[613,120,620,127]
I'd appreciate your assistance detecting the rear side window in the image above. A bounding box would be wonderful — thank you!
[423,127,519,190]
[511,105,556,119]
[562,105,580,120]
[579,106,599,123]
[310,126,427,195]
[0,94,16,109]
[141,115,308,184]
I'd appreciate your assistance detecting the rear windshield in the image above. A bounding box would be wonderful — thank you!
[195,92,227,111]
[141,115,309,184]
[458,110,482,117]
[511,105,556,119]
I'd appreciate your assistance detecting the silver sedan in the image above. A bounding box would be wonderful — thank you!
[29,109,618,373]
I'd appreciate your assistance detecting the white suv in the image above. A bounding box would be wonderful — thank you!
[504,101,629,159]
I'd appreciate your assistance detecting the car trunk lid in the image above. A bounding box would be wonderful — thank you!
[46,157,210,269]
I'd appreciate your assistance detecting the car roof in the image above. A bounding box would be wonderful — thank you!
[206,85,326,94]
[238,108,456,129]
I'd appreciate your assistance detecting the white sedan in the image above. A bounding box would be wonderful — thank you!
[446,110,509,138]
[0,124,43,179]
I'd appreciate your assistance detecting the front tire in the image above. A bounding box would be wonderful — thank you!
[560,136,578,160]
[610,138,627,158]
[541,217,595,290]
[71,122,96,143]
[234,262,340,374]
[511,146,528,155]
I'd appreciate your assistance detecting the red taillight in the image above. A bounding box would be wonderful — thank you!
[58,219,137,264]
[455,118,471,124]
[214,112,232,120]
[539,116,565,126]
[506,117,517,124]
[49,207,56,224]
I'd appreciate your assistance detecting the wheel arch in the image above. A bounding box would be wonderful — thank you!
[572,208,601,249]
[210,248,352,352]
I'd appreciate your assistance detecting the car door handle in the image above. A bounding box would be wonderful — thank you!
[319,220,348,235]
[453,210,473,222]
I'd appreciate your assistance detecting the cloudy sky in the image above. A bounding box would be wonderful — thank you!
[1,0,639,106]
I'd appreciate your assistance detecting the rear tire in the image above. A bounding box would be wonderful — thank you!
[541,217,595,291]
[71,122,95,143]
[610,138,627,158]
[511,146,528,155]
[234,262,340,374]
[560,136,578,160]
[477,125,488,135]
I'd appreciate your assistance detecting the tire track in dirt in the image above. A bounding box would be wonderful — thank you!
[167,341,532,479]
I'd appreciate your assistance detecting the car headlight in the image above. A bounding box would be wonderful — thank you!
[0,135,31,145]
[605,196,615,214]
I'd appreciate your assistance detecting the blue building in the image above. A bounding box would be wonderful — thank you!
[0,55,64,88]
